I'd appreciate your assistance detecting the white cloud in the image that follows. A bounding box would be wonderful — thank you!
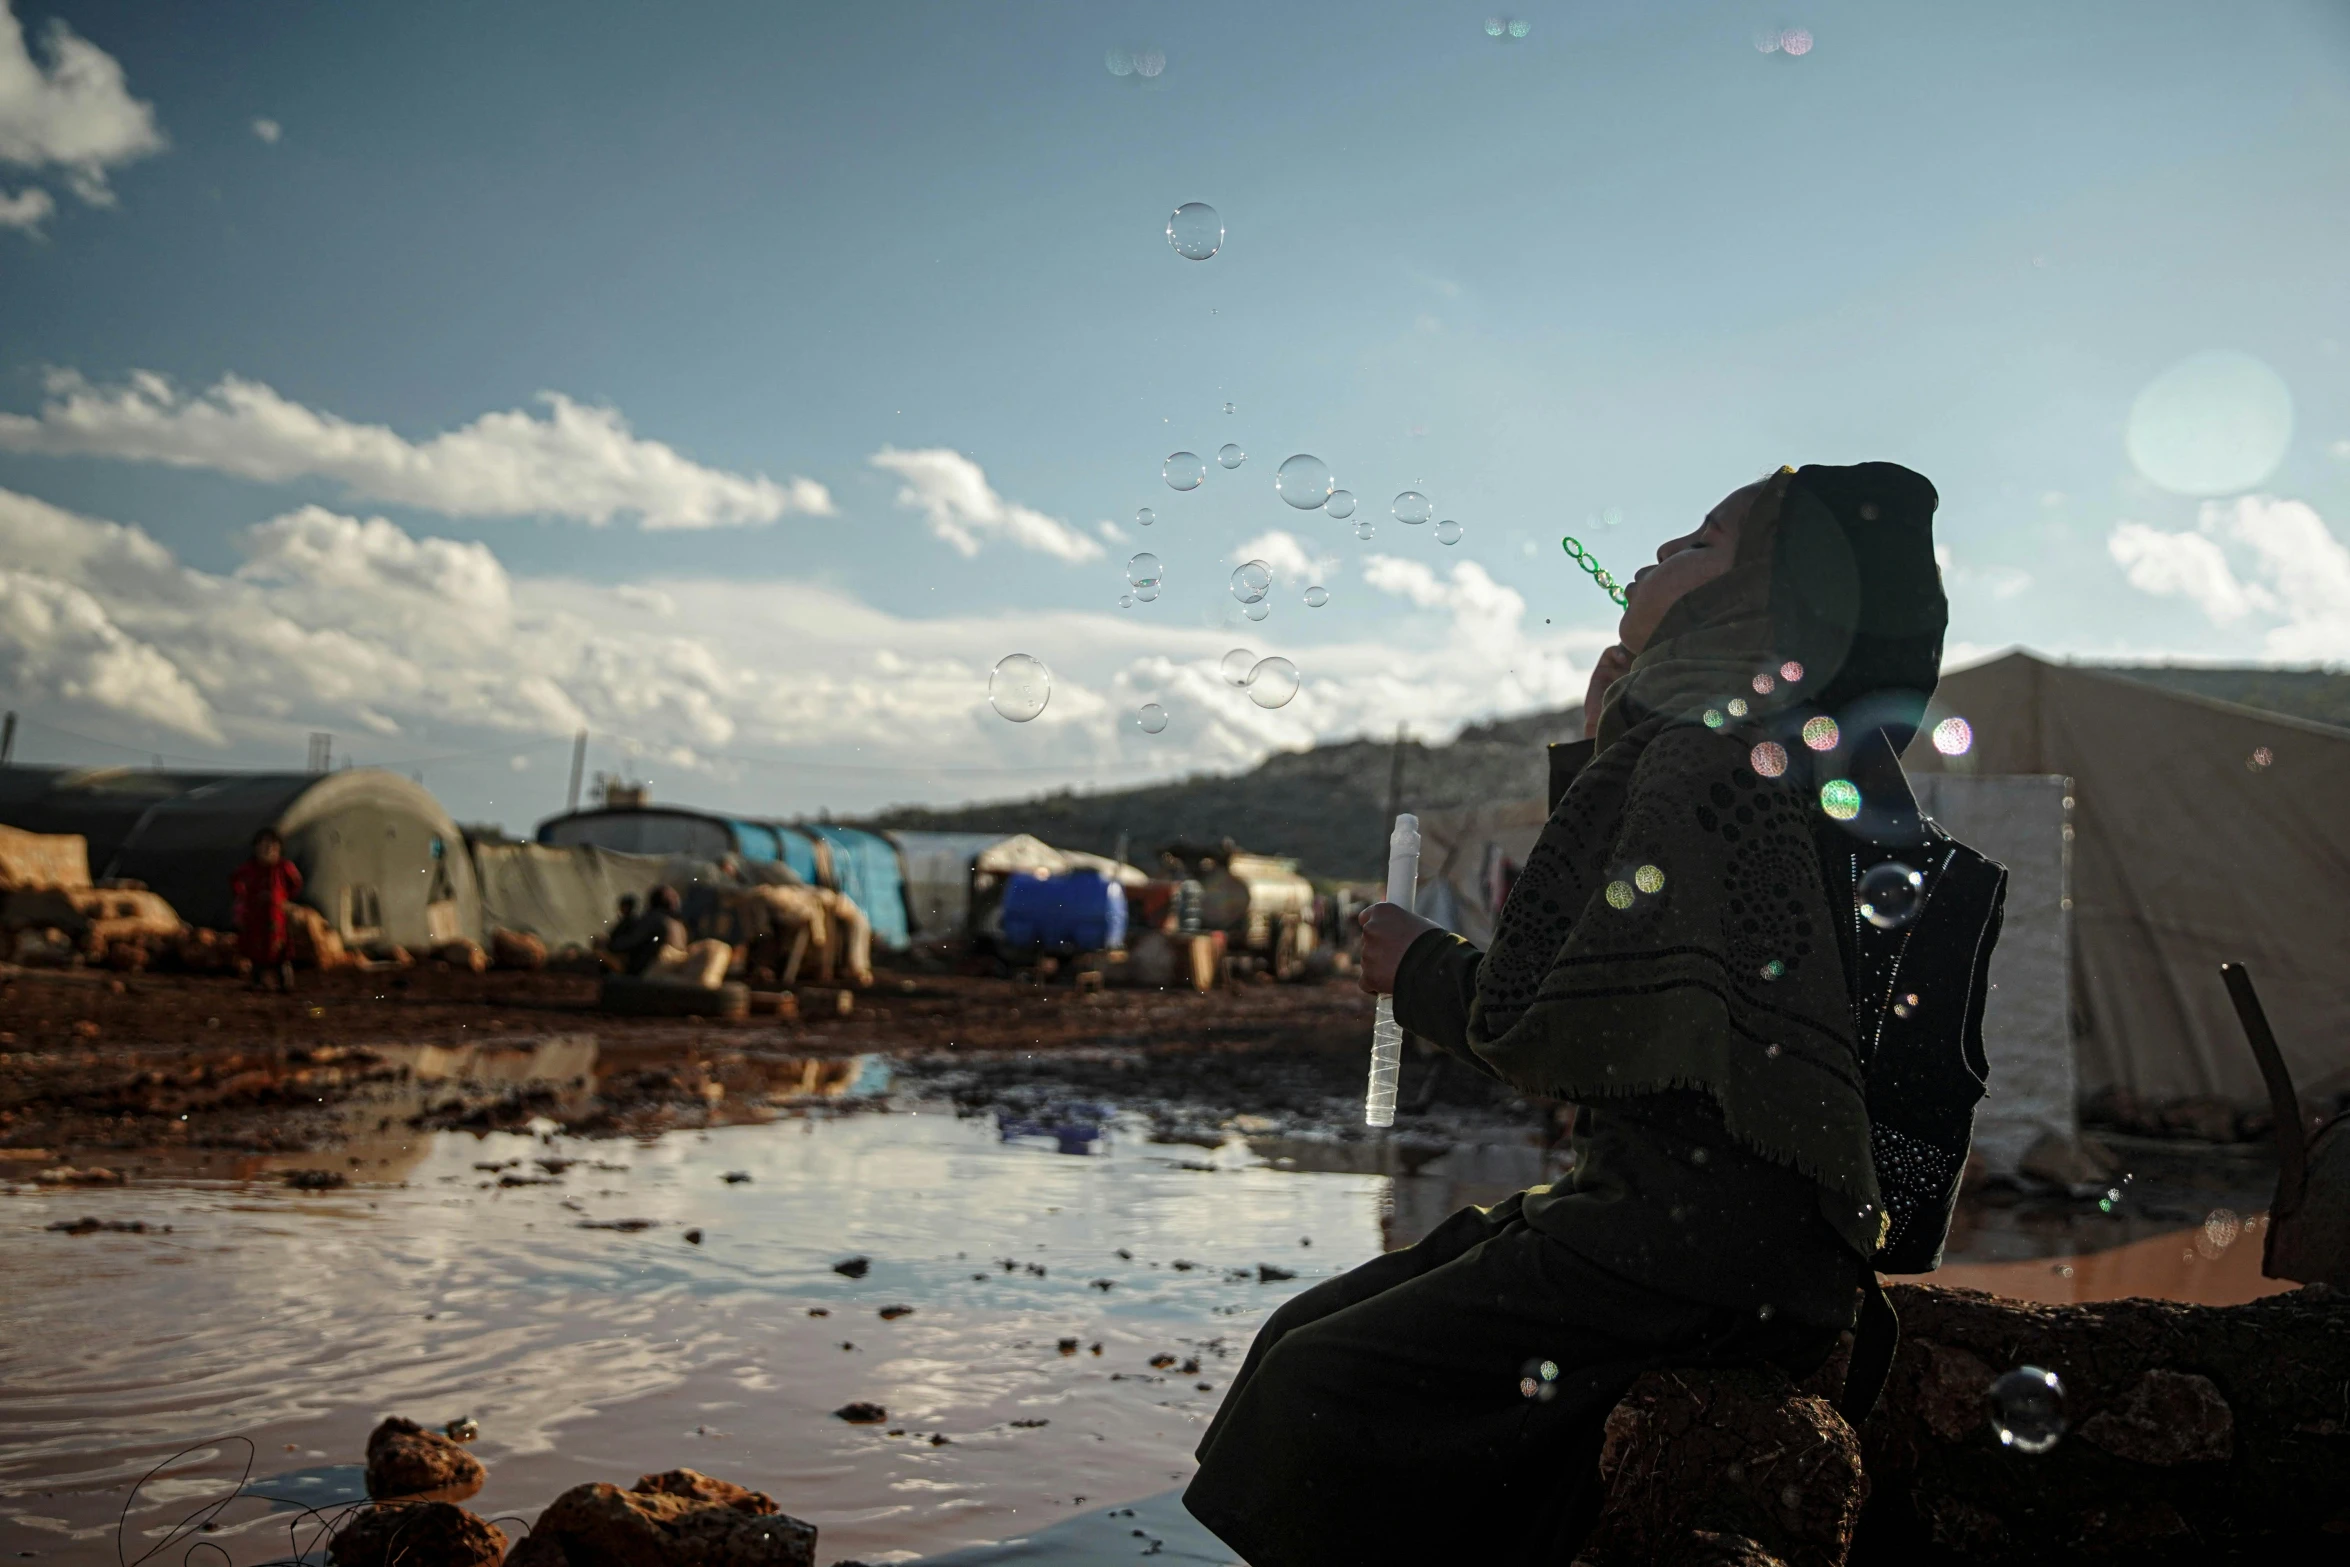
[1233,529,1334,588]
[0,370,832,529]
[868,446,1103,563]
[0,567,218,739]
[250,117,280,145]
[0,181,50,231]
[0,2,164,208]
[2108,497,2350,657]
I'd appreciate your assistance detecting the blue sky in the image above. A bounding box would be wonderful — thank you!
[1,0,2346,829]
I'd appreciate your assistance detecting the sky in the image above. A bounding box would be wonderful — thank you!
[1,0,2347,832]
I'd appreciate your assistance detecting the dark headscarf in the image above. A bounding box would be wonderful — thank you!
[1470,463,1948,1258]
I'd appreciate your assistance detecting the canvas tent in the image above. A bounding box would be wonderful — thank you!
[1904,650,2350,1110]
[0,766,479,947]
[888,830,1147,940]
[470,840,675,951]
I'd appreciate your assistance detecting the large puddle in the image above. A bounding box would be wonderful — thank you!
[0,1067,2291,1565]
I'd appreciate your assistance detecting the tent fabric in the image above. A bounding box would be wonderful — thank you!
[471,841,674,951]
[888,831,1006,938]
[1904,651,2350,1108]
[804,823,910,950]
[1412,800,1551,950]
[539,807,737,862]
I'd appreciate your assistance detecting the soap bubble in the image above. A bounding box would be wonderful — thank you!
[989,654,1051,722]
[1819,779,1862,821]
[1802,715,1841,751]
[2126,350,2292,496]
[1276,453,1335,509]
[1133,46,1164,78]
[1218,443,1246,469]
[1230,560,1273,603]
[1780,660,1805,682]
[1760,958,1786,981]
[1750,741,1789,777]
[1132,581,1160,602]
[1354,521,1376,541]
[1781,29,1813,55]
[1485,18,1506,37]
[1932,716,1973,756]
[1605,880,1635,910]
[1753,29,1781,52]
[1220,648,1256,686]
[1393,490,1432,525]
[1858,862,1925,929]
[1166,202,1222,261]
[1508,18,1531,37]
[1127,552,1163,588]
[1435,519,1463,545]
[1752,672,1776,695]
[1519,1375,1541,1397]
[1303,585,1330,608]
[1136,703,1169,735]
[1326,490,1357,520]
[1222,401,1236,414]
[1242,600,1270,621]
[1702,709,1725,729]
[1634,864,1665,894]
[1246,656,1300,708]
[1119,592,1134,609]
[1987,1366,2065,1454]
[1106,47,1133,76]
[1727,698,1750,719]
[2204,1207,2242,1252]
[2248,745,2274,770]
[1164,452,1205,491]
[1135,506,1156,528]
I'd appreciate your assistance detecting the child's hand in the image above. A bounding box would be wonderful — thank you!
[1355,902,1440,995]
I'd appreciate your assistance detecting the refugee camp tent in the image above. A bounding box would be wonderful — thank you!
[0,766,479,946]
[1904,650,2350,1110]
[889,830,1148,941]
[470,839,675,951]
[803,823,911,950]
[1414,800,1551,948]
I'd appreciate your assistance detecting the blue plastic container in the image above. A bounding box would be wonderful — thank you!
[998,869,1128,953]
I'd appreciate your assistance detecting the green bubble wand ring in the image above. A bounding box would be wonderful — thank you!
[1560,536,1629,608]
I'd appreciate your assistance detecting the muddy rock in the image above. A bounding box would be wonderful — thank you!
[632,1468,779,1514]
[525,1478,818,1566]
[2077,1368,2234,1465]
[364,1415,487,1501]
[326,1499,506,1566]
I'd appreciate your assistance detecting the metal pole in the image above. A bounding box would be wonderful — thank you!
[566,729,588,813]
[0,711,14,767]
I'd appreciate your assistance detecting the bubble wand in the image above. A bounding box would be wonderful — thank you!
[1561,536,1630,607]
[1364,812,1421,1128]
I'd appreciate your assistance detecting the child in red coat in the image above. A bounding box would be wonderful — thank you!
[230,828,303,992]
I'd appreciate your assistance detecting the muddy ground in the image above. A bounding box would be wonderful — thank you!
[0,961,1553,1176]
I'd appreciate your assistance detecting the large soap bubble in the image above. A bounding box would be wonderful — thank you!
[1275,454,1335,510]
[1166,202,1222,261]
[1246,656,1300,709]
[2125,350,2294,497]
[989,654,1050,722]
[1219,648,1256,686]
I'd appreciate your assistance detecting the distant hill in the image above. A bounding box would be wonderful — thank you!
[869,662,2350,882]
[871,706,1587,882]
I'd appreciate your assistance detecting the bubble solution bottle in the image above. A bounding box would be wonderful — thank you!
[1364,813,1422,1128]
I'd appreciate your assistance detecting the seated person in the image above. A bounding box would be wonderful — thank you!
[1187,462,1983,1565]
[632,885,733,988]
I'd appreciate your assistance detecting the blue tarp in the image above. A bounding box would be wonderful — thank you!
[999,869,1126,952]
[805,822,910,950]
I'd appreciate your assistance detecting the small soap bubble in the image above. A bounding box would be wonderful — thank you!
[1245,656,1300,709]
[1219,648,1256,686]
[1508,18,1531,38]
[1760,958,1786,981]
[1987,1367,2065,1453]
[1276,453,1335,510]
[1750,741,1789,778]
[1230,560,1273,604]
[1801,715,1841,751]
[1136,703,1169,735]
[1132,581,1160,602]
[1135,506,1155,528]
[1753,28,1781,52]
[1106,47,1134,76]
[1127,552,1163,588]
[1326,489,1357,520]
[1519,1375,1541,1398]
[1727,698,1750,719]
[1392,490,1432,525]
[1134,46,1165,78]
[1702,709,1725,729]
[1242,599,1270,621]
[2248,745,2274,771]
[1303,585,1330,608]
[1781,28,1813,55]
[1485,17,1506,37]
[1634,865,1665,895]
[1819,779,1862,820]
[1605,881,1636,910]
[1163,452,1205,491]
[1757,1303,1775,1321]
[2204,1207,2241,1250]
[1933,716,1974,756]
[1119,592,1134,609]
[1780,660,1805,682]
[1218,443,1246,470]
[1764,1042,1782,1057]
[1435,518,1463,545]
[1539,1360,1558,1381]
[1166,202,1221,261]
[989,654,1051,723]
[1858,862,1924,929]
[1222,401,1236,414]
[1752,672,1776,695]
[1353,521,1376,540]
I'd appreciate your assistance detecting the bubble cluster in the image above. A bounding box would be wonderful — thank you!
[1135,506,1156,528]
[1166,203,1221,261]
[1326,489,1357,520]
[1819,779,1862,820]
[1802,715,1841,751]
[1392,490,1432,525]
[1932,716,1973,756]
[1136,703,1169,735]
[1246,655,1300,709]
[989,654,1051,723]
[1230,560,1273,603]
[1987,1366,2065,1454]
[1220,648,1256,686]
[1164,451,1205,491]
[1435,519,1463,545]
[1517,1356,1560,1400]
[1276,453,1335,510]
[1750,741,1789,777]
[1218,443,1246,470]
[1858,862,1924,929]
[1303,585,1330,608]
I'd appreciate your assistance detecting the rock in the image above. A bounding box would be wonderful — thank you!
[364,1415,487,1501]
[878,1305,913,1320]
[834,1402,887,1424]
[491,928,549,970]
[2077,1368,2234,1465]
[284,1169,348,1190]
[1257,1263,1296,1282]
[684,1228,703,1244]
[632,1467,778,1514]
[327,1500,505,1566]
[504,1533,570,1567]
[527,1478,817,1567]
[1581,1368,1865,1567]
[433,939,490,974]
[832,1256,871,1279]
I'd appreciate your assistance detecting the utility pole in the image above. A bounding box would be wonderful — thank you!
[565,729,588,814]
[307,732,332,773]
[1384,723,1407,827]
[0,711,14,768]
